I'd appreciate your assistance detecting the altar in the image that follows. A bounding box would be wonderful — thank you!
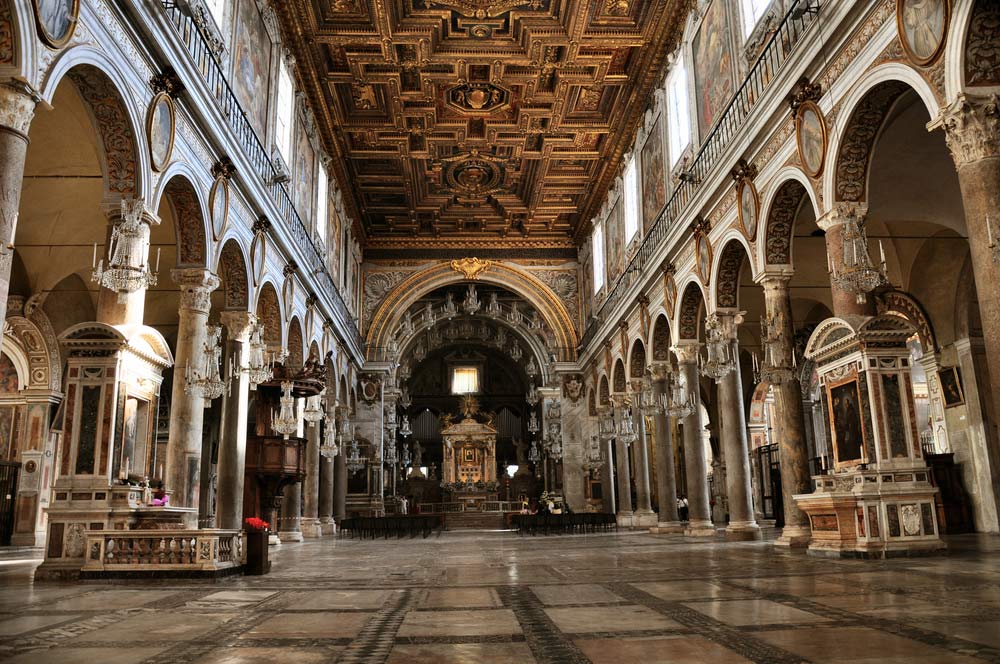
[440,397,500,509]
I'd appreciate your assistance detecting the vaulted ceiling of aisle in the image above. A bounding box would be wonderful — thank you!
[274,0,690,253]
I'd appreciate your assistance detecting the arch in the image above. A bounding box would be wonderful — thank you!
[339,374,349,406]
[826,66,940,205]
[612,358,626,393]
[628,339,646,379]
[587,386,597,416]
[761,177,812,267]
[287,317,304,370]
[216,238,250,312]
[675,279,706,341]
[3,297,61,392]
[2,0,39,82]
[650,314,671,362]
[598,374,610,404]
[713,236,754,310]
[308,340,321,365]
[876,290,939,353]
[42,51,146,197]
[255,281,283,350]
[365,262,578,359]
[159,174,209,268]
[959,1,1000,93]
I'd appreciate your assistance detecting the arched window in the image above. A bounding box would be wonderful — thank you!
[275,60,295,162]
[205,0,226,26]
[666,56,690,167]
[740,0,770,38]
[592,222,605,293]
[316,162,329,247]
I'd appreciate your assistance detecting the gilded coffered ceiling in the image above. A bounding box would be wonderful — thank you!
[275,0,690,251]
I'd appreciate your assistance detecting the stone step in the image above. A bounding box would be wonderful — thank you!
[442,512,508,530]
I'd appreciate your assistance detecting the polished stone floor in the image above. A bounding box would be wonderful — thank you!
[1,530,999,663]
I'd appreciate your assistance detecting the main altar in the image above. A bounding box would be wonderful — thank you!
[440,396,500,510]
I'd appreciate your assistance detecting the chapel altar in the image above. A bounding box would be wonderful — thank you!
[440,396,499,509]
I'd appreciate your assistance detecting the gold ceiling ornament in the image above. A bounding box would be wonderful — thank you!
[450,257,495,280]
[426,0,540,18]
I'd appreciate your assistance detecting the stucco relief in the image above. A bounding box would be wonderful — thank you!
[165,180,207,267]
[528,269,579,332]
[965,1,1000,88]
[764,180,806,265]
[218,241,249,310]
[0,1,13,65]
[362,271,409,333]
[834,81,908,202]
[677,283,703,340]
[715,242,746,309]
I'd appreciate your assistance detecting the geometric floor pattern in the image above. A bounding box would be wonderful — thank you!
[1,530,1000,663]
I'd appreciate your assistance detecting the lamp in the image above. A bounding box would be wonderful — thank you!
[700,314,736,381]
[525,383,540,406]
[527,411,540,436]
[184,324,227,401]
[244,322,274,388]
[665,369,696,419]
[321,414,339,458]
[303,394,324,426]
[346,438,367,475]
[486,292,502,317]
[91,199,159,303]
[271,381,298,438]
[399,413,412,437]
[829,215,888,304]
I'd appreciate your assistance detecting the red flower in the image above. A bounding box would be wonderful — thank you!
[244,517,270,531]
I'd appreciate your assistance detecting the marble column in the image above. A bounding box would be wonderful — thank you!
[937,95,1000,523]
[95,200,158,327]
[650,363,682,532]
[0,83,37,326]
[614,400,634,526]
[334,442,348,521]
[319,453,335,529]
[631,389,656,526]
[674,343,714,536]
[817,202,878,318]
[301,414,323,537]
[215,311,254,531]
[280,482,303,542]
[758,273,812,546]
[165,269,220,522]
[601,432,616,514]
[714,311,761,541]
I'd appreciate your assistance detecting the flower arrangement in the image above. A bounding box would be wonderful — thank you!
[244,517,270,532]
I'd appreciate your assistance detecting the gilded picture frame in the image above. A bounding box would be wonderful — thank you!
[896,0,950,67]
[250,231,266,287]
[939,366,964,408]
[32,0,80,49]
[146,92,176,173]
[795,100,828,179]
[826,371,869,469]
[737,177,760,243]
[209,176,230,241]
[696,233,713,285]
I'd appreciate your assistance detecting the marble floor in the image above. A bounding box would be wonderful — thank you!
[0,531,999,663]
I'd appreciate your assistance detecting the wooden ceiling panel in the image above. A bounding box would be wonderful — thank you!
[276,0,691,250]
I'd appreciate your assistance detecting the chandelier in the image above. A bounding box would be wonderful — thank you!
[508,302,524,326]
[639,376,664,415]
[463,284,481,315]
[755,314,796,385]
[486,292,501,317]
[245,322,274,389]
[346,438,368,475]
[441,292,458,319]
[384,439,398,466]
[616,402,638,446]
[528,439,541,464]
[665,369,696,419]
[400,385,412,408]
[527,411,540,436]
[510,343,523,361]
[830,215,887,304]
[399,414,412,437]
[525,383,540,406]
[91,199,159,303]
[184,324,227,401]
[700,314,736,381]
[598,406,616,441]
[582,434,605,472]
[303,394,324,426]
[271,381,298,438]
[401,443,412,468]
[525,356,539,379]
[321,414,340,458]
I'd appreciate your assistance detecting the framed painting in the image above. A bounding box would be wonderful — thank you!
[605,199,624,283]
[897,0,949,67]
[250,230,266,287]
[795,100,828,179]
[737,177,759,243]
[827,373,868,468]
[692,0,736,138]
[209,175,230,241]
[232,0,272,139]
[294,123,315,221]
[32,0,79,49]
[146,92,175,173]
[640,114,667,231]
[939,366,964,408]
[696,233,712,285]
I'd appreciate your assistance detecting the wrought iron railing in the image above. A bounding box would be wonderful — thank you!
[158,1,361,350]
[581,0,821,350]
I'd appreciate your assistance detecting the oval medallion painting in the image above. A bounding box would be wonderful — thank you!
[897,0,949,66]
[697,235,712,285]
[795,101,827,179]
[738,179,759,242]
[209,176,229,241]
[32,0,80,48]
[147,93,175,173]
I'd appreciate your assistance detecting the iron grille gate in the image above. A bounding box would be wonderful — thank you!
[754,444,783,527]
[0,462,20,546]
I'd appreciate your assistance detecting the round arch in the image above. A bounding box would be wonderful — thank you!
[612,358,626,393]
[366,262,578,359]
[287,317,305,370]
[254,280,284,350]
[215,238,251,312]
[760,171,819,269]
[158,174,210,269]
[628,338,646,379]
[674,278,707,341]
[713,237,755,311]
[649,313,671,362]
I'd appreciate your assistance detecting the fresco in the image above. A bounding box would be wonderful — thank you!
[295,123,315,223]
[640,115,666,231]
[232,0,272,139]
[693,0,736,138]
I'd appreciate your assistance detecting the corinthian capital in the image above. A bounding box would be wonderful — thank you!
[172,268,220,313]
[221,311,257,342]
[0,82,38,136]
[932,94,1000,167]
[817,202,867,232]
[672,342,701,365]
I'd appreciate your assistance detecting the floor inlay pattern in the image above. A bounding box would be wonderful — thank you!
[0,532,998,663]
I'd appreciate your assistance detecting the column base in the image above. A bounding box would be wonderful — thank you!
[278,530,303,543]
[649,521,685,534]
[616,511,635,527]
[773,524,812,548]
[685,520,717,537]
[268,534,282,546]
[301,518,324,538]
[725,521,762,541]
[632,510,658,527]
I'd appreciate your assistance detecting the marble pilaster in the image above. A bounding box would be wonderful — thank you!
[674,343,714,536]
[215,311,254,531]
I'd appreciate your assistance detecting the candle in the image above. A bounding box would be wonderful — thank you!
[821,455,827,471]
[157,463,163,480]
[155,247,161,272]
[827,250,833,273]
[879,240,885,265]
[8,211,17,248]
[988,214,994,247]
[124,456,130,479]
[92,243,97,268]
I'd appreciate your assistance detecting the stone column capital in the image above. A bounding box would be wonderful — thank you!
[101,196,161,227]
[756,269,794,290]
[932,93,1000,167]
[711,309,744,341]
[817,202,868,231]
[220,311,257,342]
[172,268,220,313]
[0,82,39,137]
[649,362,672,382]
[672,342,701,365]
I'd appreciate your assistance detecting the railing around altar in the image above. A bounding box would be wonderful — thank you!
[481,501,523,513]
[81,529,244,575]
[417,502,465,514]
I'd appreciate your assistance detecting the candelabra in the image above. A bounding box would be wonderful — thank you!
[700,314,736,381]
[271,381,298,438]
[184,324,227,400]
[829,214,887,304]
[91,199,159,303]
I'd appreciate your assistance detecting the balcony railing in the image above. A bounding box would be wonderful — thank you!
[581,0,821,350]
[158,1,361,350]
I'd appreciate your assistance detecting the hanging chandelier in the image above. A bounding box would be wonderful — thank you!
[830,215,887,304]
[321,414,340,458]
[346,438,367,475]
[528,440,541,464]
[665,369,696,419]
[271,381,298,438]
[754,314,796,385]
[486,292,502,317]
[598,405,616,441]
[441,292,458,319]
[400,385,412,408]
[91,198,159,303]
[508,302,524,326]
[582,434,605,472]
[639,376,663,415]
[617,403,638,446]
[510,343,523,361]
[463,284,481,315]
[184,324,228,401]
[399,413,412,437]
[401,443,412,468]
[700,314,736,381]
[244,322,274,389]
[303,393,324,426]
[525,383,540,406]
[527,411,540,436]
[525,356,539,379]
